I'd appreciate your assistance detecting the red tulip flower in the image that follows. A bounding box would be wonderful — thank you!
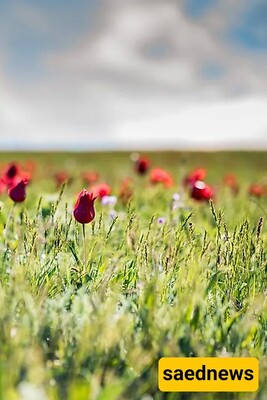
[8,179,28,203]
[134,156,150,175]
[90,183,111,199]
[150,168,173,188]
[191,180,213,202]
[184,167,206,187]
[73,190,96,224]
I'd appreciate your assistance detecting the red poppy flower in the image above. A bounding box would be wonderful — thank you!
[1,162,20,186]
[8,179,28,203]
[1,162,31,188]
[90,183,111,199]
[150,168,173,188]
[5,163,20,179]
[134,156,150,175]
[249,184,266,198]
[81,171,99,185]
[191,181,213,202]
[184,168,206,187]
[73,190,96,224]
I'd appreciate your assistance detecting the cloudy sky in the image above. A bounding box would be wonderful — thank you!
[0,0,267,150]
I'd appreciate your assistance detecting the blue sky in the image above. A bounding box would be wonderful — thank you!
[185,0,217,18]
[0,0,266,82]
[229,1,267,51]
[0,0,266,149]
[186,0,267,51]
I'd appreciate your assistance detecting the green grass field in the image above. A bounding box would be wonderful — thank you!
[0,151,266,400]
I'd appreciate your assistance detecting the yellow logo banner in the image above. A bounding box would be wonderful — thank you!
[158,357,259,392]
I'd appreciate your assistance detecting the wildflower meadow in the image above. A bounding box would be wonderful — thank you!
[0,151,266,400]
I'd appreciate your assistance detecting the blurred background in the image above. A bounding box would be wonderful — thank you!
[0,0,267,151]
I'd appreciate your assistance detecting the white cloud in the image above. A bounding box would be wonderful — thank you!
[0,60,31,140]
[114,97,267,149]
[46,0,267,94]
[0,0,267,149]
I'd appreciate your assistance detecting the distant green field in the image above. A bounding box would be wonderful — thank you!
[0,151,266,400]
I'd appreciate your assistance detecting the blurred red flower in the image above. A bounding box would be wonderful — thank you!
[8,179,28,203]
[191,180,213,202]
[81,171,99,185]
[73,190,96,224]
[1,162,32,188]
[24,160,37,174]
[119,177,133,204]
[223,173,239,195]
[6,163,20,179]
[90,183,111,199]
[54,171,71,187]
[134,156,150,175]
[184,168,206,187]
[1,162,21,186]
[0,179,6,194]
[249,184,266,198]
[150,168,173,188]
